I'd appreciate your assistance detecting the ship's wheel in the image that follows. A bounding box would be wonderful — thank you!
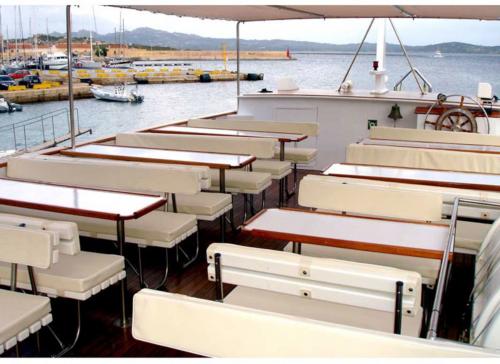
[423,94,490,133]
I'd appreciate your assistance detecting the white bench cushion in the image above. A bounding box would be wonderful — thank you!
[0,206,197,249]
[346,144,500,174]
[299,174,443,222]
[116,132,276,159]
[284,243,440,285]
[206,169,272,194]
[370,127,500,147]
[273,146,318,163]
[0,289,52,352]
[225,286,422,337]
[132,290,492,357]
[251,160,291,179]
[0,251,125,301]
[7,154,208,195]
[168,192,232,221]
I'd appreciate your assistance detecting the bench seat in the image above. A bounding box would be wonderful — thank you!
[0,251,125,301]
[251,160,291,180]
[273,146,318,163]
[0,289,52,354]
[168,192,232,221]
[0,206,197,249]
[225,286,422,337]
[206,169,272,194]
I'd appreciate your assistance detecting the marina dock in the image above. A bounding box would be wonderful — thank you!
[1,83,92,104]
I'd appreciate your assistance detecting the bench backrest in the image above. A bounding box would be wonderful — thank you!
[116,132,276,159]
[188,118,319,136]
[132,289,494,357]
[346,144,500,174]
[7,154,208,195]
[0,212,80,256]
[206,243,421,315]
[370,127,500,147]
[298,174,443,222]
[0,224,57,269]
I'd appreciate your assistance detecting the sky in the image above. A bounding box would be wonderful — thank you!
[1,5,499,46]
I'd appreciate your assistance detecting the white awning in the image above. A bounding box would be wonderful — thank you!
[120,5,500,22]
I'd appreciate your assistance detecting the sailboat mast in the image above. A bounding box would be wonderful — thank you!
[14,6,18,60]
[0,6,3,64]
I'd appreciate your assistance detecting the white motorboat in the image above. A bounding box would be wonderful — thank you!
[0,97,22,113]
[43,51,69,70]
[433,50,444,58]
[90,84,144,103]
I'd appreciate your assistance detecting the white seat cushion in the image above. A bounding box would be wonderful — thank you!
[284,243,440,285]
[0,251,125,300]
[225,286,422,337]
[168,192,232,221]
[0,206,197,249]
[0,289,52,351]
[251,160,291,179]
[206,169,272,194]
[274,147,318,163]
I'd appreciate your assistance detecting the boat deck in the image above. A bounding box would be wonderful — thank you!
[5,169,474,357]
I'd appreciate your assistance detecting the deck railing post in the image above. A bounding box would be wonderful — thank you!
[66,5,76,148]
[236,21,241,110]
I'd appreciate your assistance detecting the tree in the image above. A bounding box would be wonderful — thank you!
[95,44,108,57]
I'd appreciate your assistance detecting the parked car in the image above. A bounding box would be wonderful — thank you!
[18,75,42,88]
[8,69,30,80]
[0,75,15,90]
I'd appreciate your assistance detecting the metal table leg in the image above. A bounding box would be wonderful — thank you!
[279,141,285,207]
[219,169,226,242]
[114,219,130,328]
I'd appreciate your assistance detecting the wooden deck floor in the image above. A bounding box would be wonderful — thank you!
[6,170,475,357]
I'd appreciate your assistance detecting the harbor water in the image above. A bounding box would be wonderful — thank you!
[0,52,499,152]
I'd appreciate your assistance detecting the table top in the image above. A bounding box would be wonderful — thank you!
[150,125,307,142]
[242,208,449,259]
[60,144,256,169]
[0,178,166,221]
[362,138,500,154]
[323,163,500,192]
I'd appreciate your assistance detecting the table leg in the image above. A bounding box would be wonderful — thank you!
[115,219,130,328]
[279,141,285,207]
[219,169,226,242]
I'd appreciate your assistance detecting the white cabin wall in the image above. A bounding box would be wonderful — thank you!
[238,95,418,170]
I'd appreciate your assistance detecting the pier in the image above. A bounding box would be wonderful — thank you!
[1,83,92,104]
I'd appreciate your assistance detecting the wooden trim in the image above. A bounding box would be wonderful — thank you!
[244,228,445,260]
[415,106,500,118]
[148,126,307,143]
[60,144,256,169]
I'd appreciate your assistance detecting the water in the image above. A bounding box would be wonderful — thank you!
[0,52,499,151]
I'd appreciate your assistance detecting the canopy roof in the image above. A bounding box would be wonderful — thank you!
[121,5,500,21]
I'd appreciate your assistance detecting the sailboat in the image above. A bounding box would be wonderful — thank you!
[433,49,444,58]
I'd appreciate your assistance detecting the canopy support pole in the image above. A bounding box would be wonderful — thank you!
[66,5,76,149]
[388,18,425,95]
[337,18,375,92]
[236,21,241,110]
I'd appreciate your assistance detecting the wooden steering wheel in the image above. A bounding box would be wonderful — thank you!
[423,94,490,133]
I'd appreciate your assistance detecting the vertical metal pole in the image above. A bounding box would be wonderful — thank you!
[236,21,241,110]
[388,19,425,95]
[115,219,129,328]
[66,5,76,148]
[337,18,375,92]
[214,253,223,302]
[394,281,403,334]
[219,169,226,242]
[27,266,39,295]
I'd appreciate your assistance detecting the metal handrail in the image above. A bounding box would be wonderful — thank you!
[394,67,433,93]
[0,107,80,151]
[427,198,500,340]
